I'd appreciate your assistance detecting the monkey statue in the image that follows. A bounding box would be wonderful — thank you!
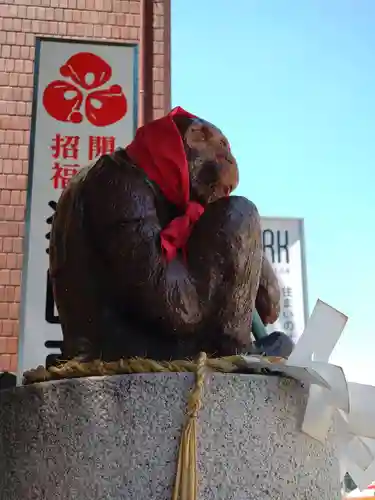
[49,107,285,363]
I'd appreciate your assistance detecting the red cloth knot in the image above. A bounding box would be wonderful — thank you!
[125,107,204,262]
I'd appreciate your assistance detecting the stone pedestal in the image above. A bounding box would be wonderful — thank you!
[0,373,341,500]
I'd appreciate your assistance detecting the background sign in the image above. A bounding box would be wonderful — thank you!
[260,217,309,342]
[18,38,138,376]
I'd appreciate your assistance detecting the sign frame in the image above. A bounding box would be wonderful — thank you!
[261,216,309,337]
[18,37,139,378]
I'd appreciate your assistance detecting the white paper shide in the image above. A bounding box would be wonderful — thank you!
[242,299,375,490]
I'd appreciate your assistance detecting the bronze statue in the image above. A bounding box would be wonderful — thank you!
[49,107,282,363]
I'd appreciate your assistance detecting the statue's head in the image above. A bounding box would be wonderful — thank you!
[172,114,239,205]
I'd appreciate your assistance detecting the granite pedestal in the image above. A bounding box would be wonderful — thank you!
[0,373,341,500]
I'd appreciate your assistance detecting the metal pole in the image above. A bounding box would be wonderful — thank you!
[139,0,153,127]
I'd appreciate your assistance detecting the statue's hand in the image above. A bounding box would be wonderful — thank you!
[255,284,280,325]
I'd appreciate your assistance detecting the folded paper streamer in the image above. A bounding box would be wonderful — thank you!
[240,299,375,490]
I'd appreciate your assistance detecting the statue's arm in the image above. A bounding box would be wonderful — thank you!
[82,158,202,335]
[255,254,281,325]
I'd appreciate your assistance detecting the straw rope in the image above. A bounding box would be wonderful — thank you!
[22,353,285,500]
[172,352,207,500]
[22,354,285,385]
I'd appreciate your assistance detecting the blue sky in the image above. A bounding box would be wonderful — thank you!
[171,0,375,384]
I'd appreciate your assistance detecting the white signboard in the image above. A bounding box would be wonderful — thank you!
[260,217,309,342]
[18,38,138,376]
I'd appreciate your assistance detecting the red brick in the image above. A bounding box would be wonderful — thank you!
[45,7,55,20]
[4,285,15,301]
[26,6,36,19]
[13,19,23,32]
[0,191,11,205]
[14,285,21,302]
[13,238,23,254]
[6,337,18,354]
[14,59,25,74]
[6,31,17,45]
[16,254,23,268]
[130,1,139,13]
[12,320,19,338]
[9,354,18,372]
[6,253,17,269]
[5,58,16,72]
[102,25,112,38]
[2,18,13,31]
[24,60,34,73]
[0,354,11,371]
[3,238,12,252]
[11,161,22,175]
[36,7,47,19]
[8,146,18,159]
[4,206,15,220]
[18,5,28,17]
[18,222,25,237]
[25,33,34,46]
[9,300,20,317]
[58,22,68,35]
[0,73,10,86]
[0,337,7,353]
[0,270,10,285]
[84,24,94,37]
[64,9,73,21]
[153,109,164,119]
[0,6,8,18]
[22,160,29,175]
[1,319,13,336]
[2,45,11,58]
[0,302,9,319]
[11,33,22,48]
[153,80,163,94]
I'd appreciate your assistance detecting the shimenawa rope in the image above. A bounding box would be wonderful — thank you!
[22,354,284,385]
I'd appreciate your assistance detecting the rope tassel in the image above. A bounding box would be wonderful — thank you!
[172,352,207,500]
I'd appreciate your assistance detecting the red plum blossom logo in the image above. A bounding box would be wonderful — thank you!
[43,52,127,127]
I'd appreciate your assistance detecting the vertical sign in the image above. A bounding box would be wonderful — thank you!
[18,38,138,376]
[260,217,309,343]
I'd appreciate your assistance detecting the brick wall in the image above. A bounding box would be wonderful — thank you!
[0,0,171,372]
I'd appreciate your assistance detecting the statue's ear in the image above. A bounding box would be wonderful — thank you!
[172,114,194,139]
